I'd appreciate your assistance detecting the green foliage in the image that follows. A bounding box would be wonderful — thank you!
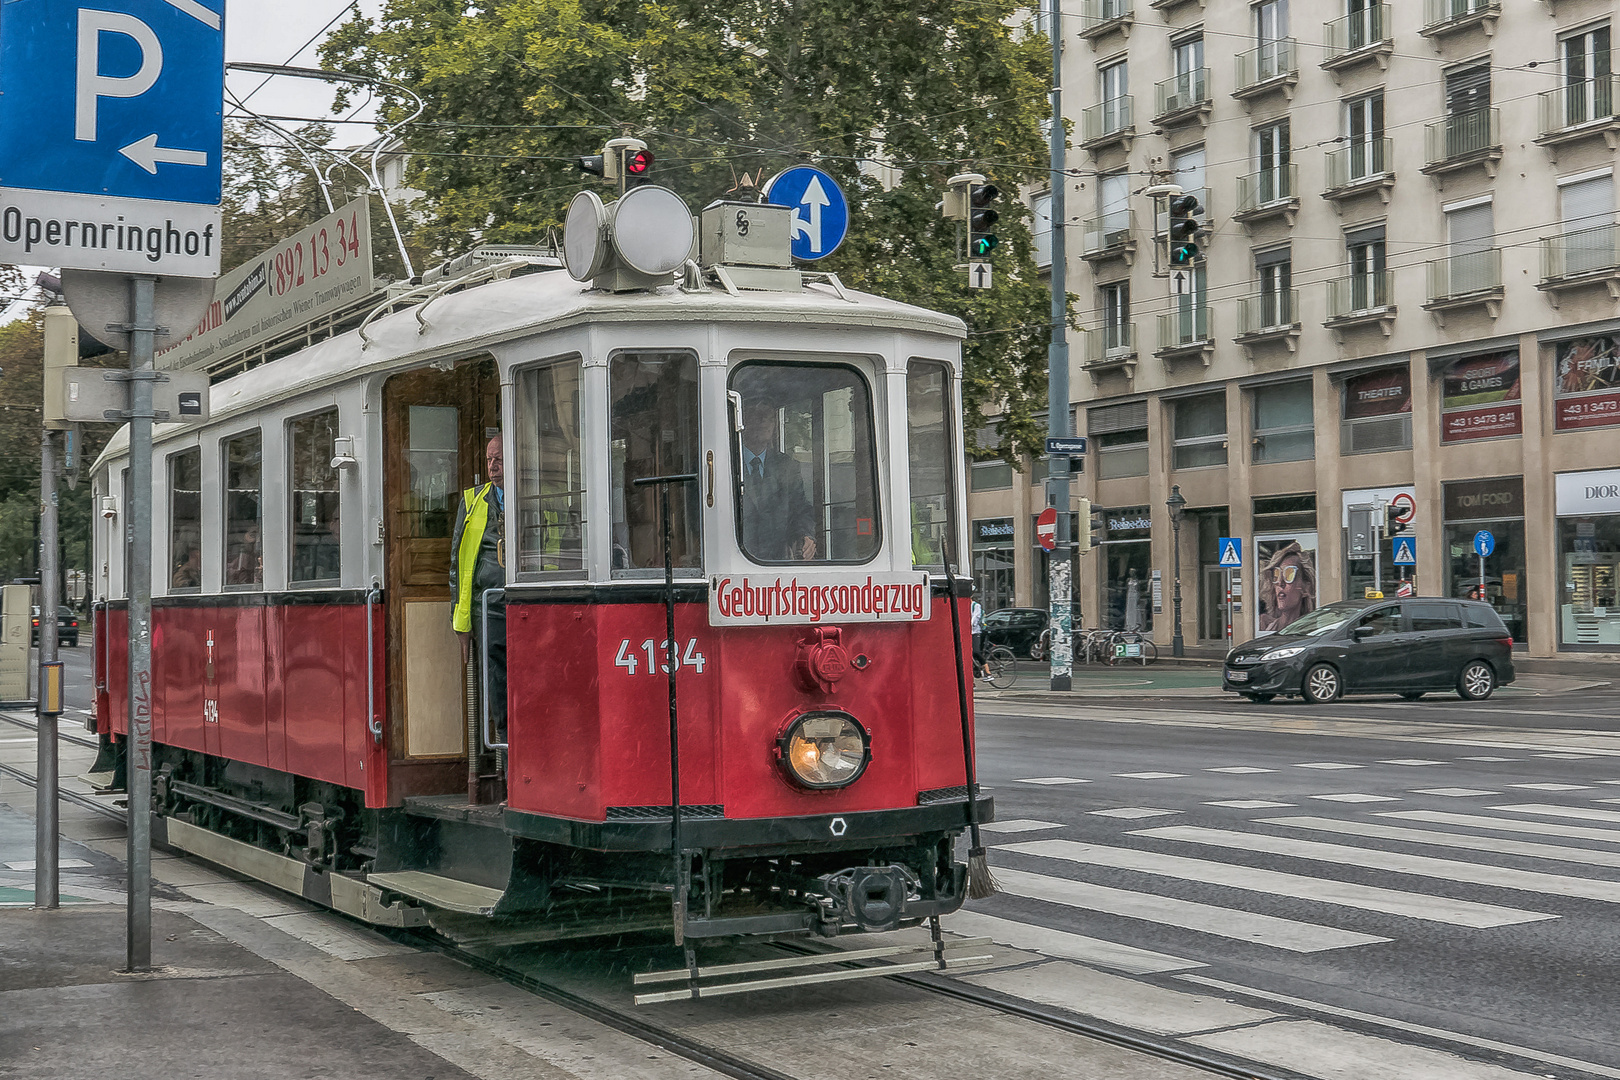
[322,0,1057,457]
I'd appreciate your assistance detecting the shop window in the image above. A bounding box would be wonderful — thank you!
[1251,380,1314,463]
[1090,400,1149,479]
[611,351,701,576]
[907,360,956,569]
[1173,392,1227,469]
[289,409,341,585]
[223,430,262,587]
[1341,367,1412,454]
[1443,477,1526,643]
[1557,470,1620,647]
[168,447,201,591]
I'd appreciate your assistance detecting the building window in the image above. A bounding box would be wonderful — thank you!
[1253,119,1291,204]
[1559,24,1611,127]
[1346,224,1387,309]
[1172,392,1227,470]
[514,357,585,577]
[1559,171,1615,276]
[223,431,262,588]
[1099,59,1129,133]
[970,460,1014,491]
[1344,90,1385,179]
[289,409,341,585]
[1251,380,1314,463]
[169,447,201,591]
[1090,400,1149,479]
[1445,477,1526,644]
[1032,190,1053,270]
[907,360,956,569]
[1342,367,1413,454]
[1096,170,1131,249]
[972,517,1016,611]
[1255,246,1292,328]
[610,351,701,576]
[1100,279,1131,354]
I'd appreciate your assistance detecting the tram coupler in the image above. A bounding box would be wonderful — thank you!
[818,864,919,934]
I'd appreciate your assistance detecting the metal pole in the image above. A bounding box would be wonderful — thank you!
[126,276,156,972]
[1045,0,1072,692]
[1171,514,1184,658]
[35,429,59,909]
[1479,553,1485,601]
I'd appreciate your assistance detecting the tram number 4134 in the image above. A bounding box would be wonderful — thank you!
[615,638,708,676]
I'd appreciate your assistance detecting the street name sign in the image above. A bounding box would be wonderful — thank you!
[0,0,225,276]
[763,166,848,261]
[1218,537,1242,568]
[1045,435,1088,455]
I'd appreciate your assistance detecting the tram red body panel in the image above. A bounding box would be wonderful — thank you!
[504,594,972,826]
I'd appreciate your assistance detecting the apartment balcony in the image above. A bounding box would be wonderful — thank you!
[1081,210,1137,264]
[1322,4,1392,77]
[1325,272,1397,336]
[1233,165,1299,228]
[1234,289,1301,356]
[1078,0,1133,43]
[1420,0,1501,43]
[1424,249,1504,323]
[1421,108,1502,180]
[1148,0,1202,14]
[1233,39,1298,102]
[1155,306,1213,364]
[1536,77,1620,159]
[1081,97,1135,153]
[1153,68,1211,128]
[1538,225,1620,305]
[1323,139,1394,207]
[1082,323,1138,380]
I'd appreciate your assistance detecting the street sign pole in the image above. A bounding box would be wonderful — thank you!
[1045,0,1072,692]
[126,276,157,972]
[35,429,59,910]
[1480,554,1486,601]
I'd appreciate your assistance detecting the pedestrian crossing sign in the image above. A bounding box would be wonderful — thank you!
[1218,537,1242,568]
[1392,538,1416,566]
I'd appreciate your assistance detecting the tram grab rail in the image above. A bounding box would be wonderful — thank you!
[481,587,507,751]
[366,581,383,743]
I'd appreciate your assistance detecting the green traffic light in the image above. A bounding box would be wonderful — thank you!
[971,235,999,257]
[1170,242,1198,265]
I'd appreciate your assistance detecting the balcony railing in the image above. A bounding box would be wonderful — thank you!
[1423,0,1500,32]
[1236,289,1298,336]
[1235,39,1297,94]
[1327,272,1394,319]
[1082,210,1135,256]
[1235,165,1296,215]
[1424,107,1500,167]
[1542,224,1620,282]
[1325,138,1392,191]
[1082,97,1133,144]
[1427,248,1503,303]
[1323,4,1390,63]
[1080,0,1132,34]
[1083,322,1136,363]
[1539,76,1620,135]
[1154,69,1209,118]
[1157,306,1210,351]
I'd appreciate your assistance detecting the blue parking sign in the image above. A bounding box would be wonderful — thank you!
[763,166,849,261]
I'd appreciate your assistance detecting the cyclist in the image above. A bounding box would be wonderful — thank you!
[970,589,986,678]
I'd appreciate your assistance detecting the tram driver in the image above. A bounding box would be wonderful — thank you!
[451,434,507,741]
[738,397,818,561]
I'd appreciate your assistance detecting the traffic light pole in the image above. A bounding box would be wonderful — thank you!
[126,276,156,972]
[35,428,59,910]
[1046,0,1073,692]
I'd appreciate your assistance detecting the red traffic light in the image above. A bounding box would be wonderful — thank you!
[624,148,654,180]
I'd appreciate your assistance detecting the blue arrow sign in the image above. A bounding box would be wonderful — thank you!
[1218,537,1242,568]
[764,166,848,261]
[1392,538,1416,566]
[1473,530,1495,558]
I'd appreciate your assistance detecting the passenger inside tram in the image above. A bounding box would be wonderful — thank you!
[738,396,818,562]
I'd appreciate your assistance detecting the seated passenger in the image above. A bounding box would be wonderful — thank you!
[738,398,817,561]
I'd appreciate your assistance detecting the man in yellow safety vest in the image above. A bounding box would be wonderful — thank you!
[451,434,506,740]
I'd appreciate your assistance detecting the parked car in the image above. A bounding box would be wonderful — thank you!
[30,605,78,647]
[982,607,1050,659]
[1222,597,1514,704]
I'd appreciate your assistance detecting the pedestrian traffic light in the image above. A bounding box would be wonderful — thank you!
[1167,193,1202,266]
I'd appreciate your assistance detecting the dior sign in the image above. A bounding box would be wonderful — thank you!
[1555,470,1620,516]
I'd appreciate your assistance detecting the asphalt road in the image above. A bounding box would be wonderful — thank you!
[967,685,1620,1077]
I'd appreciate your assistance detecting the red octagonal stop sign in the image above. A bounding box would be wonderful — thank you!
[1036,506,1058,551]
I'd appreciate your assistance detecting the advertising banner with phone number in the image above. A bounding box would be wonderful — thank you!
[1441,349,1521,442]
[1554,335,1620,431]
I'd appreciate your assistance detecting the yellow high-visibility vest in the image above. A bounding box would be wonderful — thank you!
[453,483,495,633]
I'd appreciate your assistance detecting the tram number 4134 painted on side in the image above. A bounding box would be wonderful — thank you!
[614,638,709,676]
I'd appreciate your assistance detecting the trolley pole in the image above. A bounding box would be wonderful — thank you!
[126,276,157,972]
[1045,0,1073,692]
[35,427,59,909]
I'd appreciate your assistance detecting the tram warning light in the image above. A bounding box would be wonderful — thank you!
[577,137,652,194]
[1167,193,1202,266]
[623,147,654,187]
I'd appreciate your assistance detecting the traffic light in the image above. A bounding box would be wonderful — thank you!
[1384,511,1409,539]
[623,146,654,187]
[969,182,1000,257]
[1167,193,1202,266]
[577,137,652,194]
[1074,497,1093,553]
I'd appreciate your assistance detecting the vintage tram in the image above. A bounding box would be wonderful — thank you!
[89,187,991,966]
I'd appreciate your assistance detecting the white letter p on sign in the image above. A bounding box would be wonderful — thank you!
[76,10,163,142]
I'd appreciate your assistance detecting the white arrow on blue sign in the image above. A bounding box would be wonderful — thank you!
[1392,538,1416,566]
[1218,537,1242,568]
[763,166,848,261]
[0,0,224,276]
[1473,530,1495,558]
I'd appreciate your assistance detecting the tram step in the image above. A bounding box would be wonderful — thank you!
[367,870,505,915]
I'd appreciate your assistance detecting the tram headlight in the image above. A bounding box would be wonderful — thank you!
[777,711,871,789]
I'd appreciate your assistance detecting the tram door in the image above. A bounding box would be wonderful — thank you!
[382,357,501,798]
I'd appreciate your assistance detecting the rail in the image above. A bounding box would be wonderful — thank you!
[366,581,383,744]
[480,587,507,752]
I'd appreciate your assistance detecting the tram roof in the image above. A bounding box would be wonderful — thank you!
[94,267,967,469]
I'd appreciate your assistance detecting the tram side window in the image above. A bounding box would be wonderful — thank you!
[169,448,202,591]
[223,430,262,587]
[610,351,701,575]
[289,409,341,585]
[514,358,585,577]
[907,360,956,570]
[731,361,881,564]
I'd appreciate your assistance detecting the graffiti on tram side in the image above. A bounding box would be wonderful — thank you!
[710,572,933,626]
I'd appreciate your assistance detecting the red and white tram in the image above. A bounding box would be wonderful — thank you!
[89,189,991,954]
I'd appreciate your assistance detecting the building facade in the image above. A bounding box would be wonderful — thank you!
[971,0,1619,656]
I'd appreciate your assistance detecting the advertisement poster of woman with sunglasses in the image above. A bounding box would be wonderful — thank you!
[1257,534,1319,634]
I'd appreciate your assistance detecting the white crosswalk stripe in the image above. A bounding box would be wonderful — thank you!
[997,838,1553,927]
[1381,809,1620,844]
[1259,815,1620,870]
[1492,803,1620,824]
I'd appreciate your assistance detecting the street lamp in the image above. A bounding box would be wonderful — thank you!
[1166,485,1187,658]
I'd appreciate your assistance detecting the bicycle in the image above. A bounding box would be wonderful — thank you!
[1105,630,1158,666]
[982,644,1018,689]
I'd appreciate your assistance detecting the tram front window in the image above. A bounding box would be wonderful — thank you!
[731,362,880,565]
[907,360,956,570]
[610,351,701,575]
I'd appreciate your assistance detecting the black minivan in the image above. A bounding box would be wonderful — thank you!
[1222,597,1514,704]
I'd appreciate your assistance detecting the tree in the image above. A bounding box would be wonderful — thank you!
[322,0,1056,457]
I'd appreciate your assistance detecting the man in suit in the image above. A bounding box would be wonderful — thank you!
[739,399,817,561]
